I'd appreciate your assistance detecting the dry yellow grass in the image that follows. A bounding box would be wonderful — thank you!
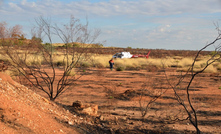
[90,54,112,68]
[148,58,170,67]
[178,58,194,67]
[0,52,220,73]
[217,64,221,71]
[0,54,8,61]
[204,65,218,73]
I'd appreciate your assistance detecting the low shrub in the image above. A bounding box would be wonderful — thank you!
[178,57,193,67]
[217,64,221,71]
[55,61,64,67]
[80,61,91,68]
[116,66,125,71]
[204,65,217,73]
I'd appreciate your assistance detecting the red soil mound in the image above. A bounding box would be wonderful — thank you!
[0,72,81,134]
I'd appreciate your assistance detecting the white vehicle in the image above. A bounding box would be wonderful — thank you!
[113,51,150,58]
[112,52,133,58]
[113,51,151,59]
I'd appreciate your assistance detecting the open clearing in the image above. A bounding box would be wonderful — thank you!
[32,67,221,134]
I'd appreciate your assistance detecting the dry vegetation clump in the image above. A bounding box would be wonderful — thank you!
[103,57,163,71]
[204,65,218,73]
[89,54,112,68]
[216,63,221,71]
[178,57,193,67]
[147,58,168,68]
[0,54,8,62]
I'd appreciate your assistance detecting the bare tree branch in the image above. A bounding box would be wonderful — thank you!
[0,16,100,101]
[164,26,221,134]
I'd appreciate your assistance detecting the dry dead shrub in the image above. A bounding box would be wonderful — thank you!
[138,71,170,118]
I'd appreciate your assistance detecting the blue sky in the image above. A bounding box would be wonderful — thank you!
[0,0,221,50]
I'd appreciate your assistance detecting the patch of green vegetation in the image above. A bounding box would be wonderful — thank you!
[43,43,55,53]
[109,96,114,99]
[73,43,80,47]
[92,43,103,48]
[210,51,218,56]
[62,43,73,48]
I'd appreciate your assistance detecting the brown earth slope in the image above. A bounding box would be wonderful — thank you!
[0,72,85,134]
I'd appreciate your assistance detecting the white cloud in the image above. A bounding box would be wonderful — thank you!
[3,0,221,19]
[8,2,23,11]
[1,0,221,50]
[5,0,219,18]
[0,0,3,6]
[69,0,221,17]
[21,0,26,5]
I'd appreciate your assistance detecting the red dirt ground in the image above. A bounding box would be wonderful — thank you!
[0,66,221,134]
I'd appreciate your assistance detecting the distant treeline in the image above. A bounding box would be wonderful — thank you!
[56,47,211,58]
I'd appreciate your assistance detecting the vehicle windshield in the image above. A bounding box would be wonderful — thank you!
[113,53,123,58]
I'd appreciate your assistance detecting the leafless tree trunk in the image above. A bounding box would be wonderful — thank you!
[164,26,221,134]
[1,16,100,101]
